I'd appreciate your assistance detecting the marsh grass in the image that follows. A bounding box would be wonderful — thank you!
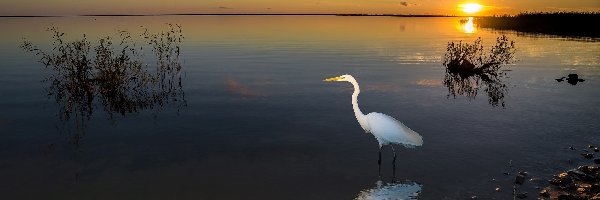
[442,36,516,107]
[21,24,185,147]
[21,24,185,119]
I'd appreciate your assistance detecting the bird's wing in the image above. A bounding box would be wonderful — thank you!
[366,112,423,147]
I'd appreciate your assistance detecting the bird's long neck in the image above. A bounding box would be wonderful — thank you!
[350,79,369,132]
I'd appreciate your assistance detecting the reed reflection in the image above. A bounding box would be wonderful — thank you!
[442,36,516,107]
[20,24,186,147]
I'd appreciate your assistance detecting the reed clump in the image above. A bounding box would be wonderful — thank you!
[20,24,185,120]
[442,35,516,107]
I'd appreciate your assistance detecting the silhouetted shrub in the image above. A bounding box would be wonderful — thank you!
[442,36,516,107]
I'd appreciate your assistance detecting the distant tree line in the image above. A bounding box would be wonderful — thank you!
[476,12,600,39]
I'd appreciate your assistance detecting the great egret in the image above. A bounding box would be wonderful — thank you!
[324,75,423,166]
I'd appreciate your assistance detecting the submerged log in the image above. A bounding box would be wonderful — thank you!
[446,59,484,77]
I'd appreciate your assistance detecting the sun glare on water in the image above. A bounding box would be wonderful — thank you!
[462,17,476,33]
[460,3,483,14]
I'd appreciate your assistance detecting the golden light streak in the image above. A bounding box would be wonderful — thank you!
[462,17,476,33]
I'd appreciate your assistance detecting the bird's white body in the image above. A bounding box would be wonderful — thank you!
[364,112,423,148]
[325,74,423,148]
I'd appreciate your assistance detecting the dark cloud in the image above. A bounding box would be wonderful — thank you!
[400,1,416,6]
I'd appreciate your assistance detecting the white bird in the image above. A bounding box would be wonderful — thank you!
[324,74,423,166]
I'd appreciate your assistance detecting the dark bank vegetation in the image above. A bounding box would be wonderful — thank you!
[476,12,600,39]
[442,35,516,107]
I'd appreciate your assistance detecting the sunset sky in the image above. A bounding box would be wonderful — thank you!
[1,0,598,16]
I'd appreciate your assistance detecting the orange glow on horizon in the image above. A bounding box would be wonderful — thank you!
[0,0,599,16]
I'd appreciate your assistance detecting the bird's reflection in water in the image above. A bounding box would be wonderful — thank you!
[21,24,186,149]
[355,179,422,200]
[360,158,421,200]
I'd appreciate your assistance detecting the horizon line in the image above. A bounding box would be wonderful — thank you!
[0,13,469,18]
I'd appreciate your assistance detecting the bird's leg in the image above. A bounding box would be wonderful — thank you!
[378,146,382,177]
[378,147,382,165]
[392,146,397,164]
[392,146,397,180]
[392,164,396,181]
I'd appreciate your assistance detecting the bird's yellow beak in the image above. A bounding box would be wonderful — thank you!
[323,76,342,82]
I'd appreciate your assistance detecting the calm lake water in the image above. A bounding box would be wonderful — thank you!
[1,16,599,199]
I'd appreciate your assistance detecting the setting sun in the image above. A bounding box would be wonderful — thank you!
[460,3,483,14]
